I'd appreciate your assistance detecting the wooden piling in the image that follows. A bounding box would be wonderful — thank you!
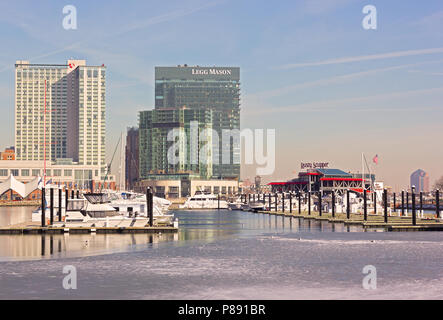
[346,189,350,220]
[50,188,54,225]
[298,193,301,214]
[308,191,311,215]
[289,193,292,213]
[41,188,46,227]
[58,188,62,221]
[401,190,405,216]
[332,191,335,218]
[363,189,367,221]
[65,189,69,212]
[282,193,285,213]
[412,190,416,226]
[146,187,153,227]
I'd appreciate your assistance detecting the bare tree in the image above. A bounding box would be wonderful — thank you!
[434,176,443,190]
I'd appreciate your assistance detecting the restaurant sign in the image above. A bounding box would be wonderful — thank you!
[301,162,329,169]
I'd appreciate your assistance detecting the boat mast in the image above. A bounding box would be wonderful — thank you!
[362,152,364,191]
[119,131,125,191]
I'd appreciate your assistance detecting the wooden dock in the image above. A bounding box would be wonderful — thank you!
[0,221,178,234]
[250,210,443,231]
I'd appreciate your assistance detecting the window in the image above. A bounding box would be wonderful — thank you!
[11,169,19,176]
[53,169,61,176]
[64,169,72,177]
[0,169,8,176]
[74,170,83,179]
[32,169,40,176]
[21,169,29,176]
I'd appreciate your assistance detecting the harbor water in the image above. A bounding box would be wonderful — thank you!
[0,207,443,299]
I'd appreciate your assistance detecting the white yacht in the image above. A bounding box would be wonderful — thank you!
[105,190,173,224]
[227,197,243,210]
[180,191,228,209]
[33,191,175,226]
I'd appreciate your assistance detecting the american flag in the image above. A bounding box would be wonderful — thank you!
[373,154,379,165]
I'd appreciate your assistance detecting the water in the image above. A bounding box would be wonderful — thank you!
[0,208,442,299]
[0,206,34,227]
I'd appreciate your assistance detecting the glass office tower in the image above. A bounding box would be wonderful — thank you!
[139,65,240,181]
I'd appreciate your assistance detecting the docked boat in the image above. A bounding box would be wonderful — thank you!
[33,191,175,226]
[248,201,266,212]
[180,191,228,209]
[105,190,172,217]
[227,197,243,210]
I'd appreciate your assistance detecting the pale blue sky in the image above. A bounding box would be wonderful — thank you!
[0,0,442,189]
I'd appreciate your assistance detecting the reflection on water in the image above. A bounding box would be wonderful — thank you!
[174,210,364,243]
[0,208,365,261]
[0,206,34,227]
[0,233,178,261]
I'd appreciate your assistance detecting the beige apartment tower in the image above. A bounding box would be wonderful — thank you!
[14,60,107,178]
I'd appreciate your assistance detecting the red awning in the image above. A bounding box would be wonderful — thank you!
[320,178,364,181]
[350,188,372,193]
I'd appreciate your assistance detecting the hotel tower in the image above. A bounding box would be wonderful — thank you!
[14,60,107,178]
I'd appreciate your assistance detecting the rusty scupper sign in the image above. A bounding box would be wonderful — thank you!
[300,162,330,169]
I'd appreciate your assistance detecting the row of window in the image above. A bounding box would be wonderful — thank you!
[0,168,102,178]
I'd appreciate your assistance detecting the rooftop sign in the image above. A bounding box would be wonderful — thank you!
[191,68,232,75]
[301,162,329,169]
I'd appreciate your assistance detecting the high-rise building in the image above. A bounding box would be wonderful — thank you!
[140,65,240,178]
[125,127,139,190]
[15,60,107,178]
[137,65,240,198]
[139,107,214,179]
[410,169,430,193]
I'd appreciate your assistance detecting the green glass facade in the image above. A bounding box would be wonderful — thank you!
[139,66,240,181]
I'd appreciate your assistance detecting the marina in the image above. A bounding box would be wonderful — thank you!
[1,208,443,299]
[234,189,443,232]
[0,187,178,234]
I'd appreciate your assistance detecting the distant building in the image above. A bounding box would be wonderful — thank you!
[269,168,376,194]
[410,169,430,193]
[0,147,15,160]
[137,65,241,198]
[153,65,240,179]
[125,127,139,190]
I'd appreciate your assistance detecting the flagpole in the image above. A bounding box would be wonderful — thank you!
[362,152,365,191]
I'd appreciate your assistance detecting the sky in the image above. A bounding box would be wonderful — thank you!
[0,0,442,190]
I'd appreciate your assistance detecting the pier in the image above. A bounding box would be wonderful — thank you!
[0,221,178,234]
[1,187,179,235]
[239,189,443,232]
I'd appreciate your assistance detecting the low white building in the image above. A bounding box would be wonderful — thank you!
[0,160,116,190]
[135,179,239,199]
